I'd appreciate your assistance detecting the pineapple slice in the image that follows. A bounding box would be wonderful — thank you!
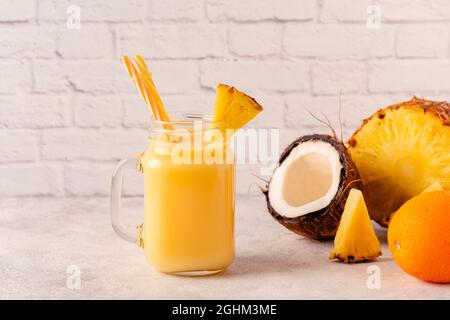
[212,84,263,131]
[348,97,450,226]
[330,189,382,263]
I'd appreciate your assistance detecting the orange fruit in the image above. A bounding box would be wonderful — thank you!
[388,190,450,283]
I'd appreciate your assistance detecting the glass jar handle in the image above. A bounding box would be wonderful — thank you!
[110,158,141,243]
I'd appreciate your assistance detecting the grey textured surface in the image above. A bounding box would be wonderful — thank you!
[1,196,449,299]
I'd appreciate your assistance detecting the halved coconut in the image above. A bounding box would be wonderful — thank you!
[264,134,362,240]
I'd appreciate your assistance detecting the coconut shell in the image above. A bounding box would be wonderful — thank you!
[264,134,362,241]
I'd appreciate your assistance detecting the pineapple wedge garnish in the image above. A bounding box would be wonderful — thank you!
[212,84,263,132]
[330,189,382,263]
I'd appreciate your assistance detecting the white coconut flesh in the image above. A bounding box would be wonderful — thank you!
[268,140,343,218]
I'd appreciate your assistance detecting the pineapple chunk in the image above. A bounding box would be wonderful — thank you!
[212,84,263,131]
[420,181,444,194]
[330,189,382,263]
[388,181,445,223]
[348,97,450,226]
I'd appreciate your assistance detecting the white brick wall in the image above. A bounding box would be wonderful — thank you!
[1,0,449,198]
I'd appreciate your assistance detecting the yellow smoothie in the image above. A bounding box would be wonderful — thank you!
[141,136,235,274]
[115,54,262,276]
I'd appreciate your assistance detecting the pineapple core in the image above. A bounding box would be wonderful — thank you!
[330,189,382,263]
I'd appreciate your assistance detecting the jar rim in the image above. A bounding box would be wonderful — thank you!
[148,111,227,140]
[150,111,221,127]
